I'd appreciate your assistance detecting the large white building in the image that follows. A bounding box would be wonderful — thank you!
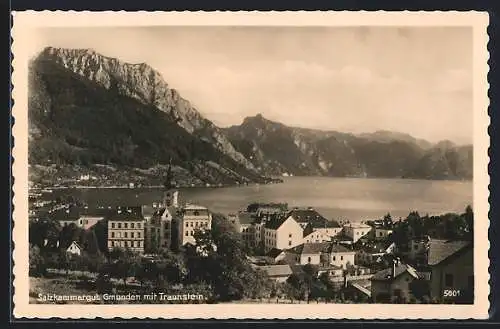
[263,215,304,252]
[107,206,145,253]
[178,204,212,247]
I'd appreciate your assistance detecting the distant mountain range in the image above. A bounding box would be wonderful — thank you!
[224,114,472,180]
[28,47,473,186]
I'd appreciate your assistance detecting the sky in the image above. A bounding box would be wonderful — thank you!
[28,26,473,144]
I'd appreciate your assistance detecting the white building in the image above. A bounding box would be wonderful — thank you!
[343,223,372,243]
[66,241,82,256]
[328,243,356,269]
[263,215,304,252]
[107,206,145,253]
[178,204,212,247]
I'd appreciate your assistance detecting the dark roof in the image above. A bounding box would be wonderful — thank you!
[264,215,288,230]
[287,209,340,228]
[266,248,285,259]
[371,263,419,281]
[49,207,80,221]
[329,243,353,253]
[237,212,254,225]
[428,240,472,266]
[302,242,330,254]
[107,206,144,221]
[257,264,293,277]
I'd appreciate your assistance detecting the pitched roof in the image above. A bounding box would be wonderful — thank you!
[264,215,289,230]
[67,241,82,250]
[287,209,341,228]
[371,263,419,281]
[266,248,285,259]
[428,240,472,266]
[50,206,80,221]
[257,264,293,277]
[107,206,144,221]
[329,243,353,253]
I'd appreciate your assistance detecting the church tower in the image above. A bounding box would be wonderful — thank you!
[163,159,179,208]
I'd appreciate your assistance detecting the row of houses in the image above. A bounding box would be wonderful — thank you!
[228,206,392,253]
[251,237,473,303]
[49,188,212,254]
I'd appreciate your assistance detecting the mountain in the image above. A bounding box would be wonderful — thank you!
[224,114,473,180]
[28,47,267,186]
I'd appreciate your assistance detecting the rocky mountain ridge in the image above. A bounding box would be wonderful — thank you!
[28,47,473,186]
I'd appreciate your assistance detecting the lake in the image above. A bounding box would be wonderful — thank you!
[46,177,473,222]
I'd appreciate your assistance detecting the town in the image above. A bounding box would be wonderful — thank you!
[28,166,474,304]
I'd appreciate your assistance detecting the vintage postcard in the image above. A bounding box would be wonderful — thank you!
[11,11,490,319]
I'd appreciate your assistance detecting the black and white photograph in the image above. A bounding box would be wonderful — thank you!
[11,11,490,319]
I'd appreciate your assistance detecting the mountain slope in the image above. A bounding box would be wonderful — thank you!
[28,47,266,186]
[224,115,473,180]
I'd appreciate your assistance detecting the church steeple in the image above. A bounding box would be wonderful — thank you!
[164,158,175,190]
[163,158,179,207]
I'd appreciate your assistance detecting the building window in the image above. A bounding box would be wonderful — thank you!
[186,222,189,227]
[185,231,188,237]
[124,223,128,229]
[130,232,134,238]
[445,274,454,287]
[137,223,141,229]
[289,233,292,238]
[190,222,193,227]
[333,256,336,261]
[341,256,344,260]
[124,232,128,238]
[118,223,122,229]
[137,232,141,238]
[307,257,311,263]
[111,232,115,238]
[131,223,135,228]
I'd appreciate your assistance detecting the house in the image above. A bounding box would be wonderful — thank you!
[178,204,212,247]
[287,242,330,265]
[231,212,255,246]
[145,206,175,252]
[407,236,431,264]
[428,240,473,302]
[266,248,287,263]
[344,280,372,301]
[256,264,293,283]
[302,224,331,244]
[374,227,393,240]
[66,241,82,256]
[263,214,304,252]
[328,243,356,269]
[79,207,109,230]
[107,206,145,253]
[288,208,342,238]
[370,261,420,303]
[52,206,107,230]
[343,223,372,243]
[317,264,344,278]
[355,241,396,266]
[51,206,83,228]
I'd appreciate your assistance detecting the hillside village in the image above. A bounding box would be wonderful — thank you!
[29,166,474,304]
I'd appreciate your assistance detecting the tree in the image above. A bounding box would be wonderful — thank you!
[57,250,70,274]
[29,245,46,277]
[463,205,474,241]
